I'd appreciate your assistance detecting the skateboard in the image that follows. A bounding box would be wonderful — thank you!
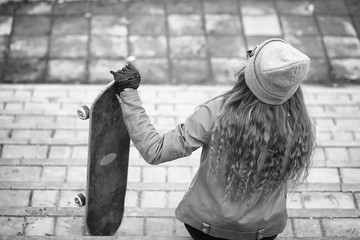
[74,80,130,236]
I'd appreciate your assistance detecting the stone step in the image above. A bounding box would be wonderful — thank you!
[1,138,359,146]
[0,157,198,167]
[1,207,360,219]
[1,86,360,106]
[1,237,189,240]
[0,207,359,239]
[0,237,358,240]
[1,153,360,167]
[0,181,359,192]
[2,108,360,118]
[0,83,359,93]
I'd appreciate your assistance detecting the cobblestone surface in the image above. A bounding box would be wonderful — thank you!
[0,84,359,239]
[0,0,360,84]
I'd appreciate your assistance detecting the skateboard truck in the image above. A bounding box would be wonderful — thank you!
[74,193,86,207]
[74,106,89,208]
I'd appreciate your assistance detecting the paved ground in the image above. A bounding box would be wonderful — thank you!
[0,0,359,84]
[0,0,360,239]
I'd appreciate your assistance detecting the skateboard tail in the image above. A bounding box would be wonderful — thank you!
[86,204,125,236]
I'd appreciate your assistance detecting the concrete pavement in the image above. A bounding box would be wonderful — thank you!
[0,0,359,84]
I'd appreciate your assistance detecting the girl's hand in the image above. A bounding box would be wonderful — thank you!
[110,62,141,93]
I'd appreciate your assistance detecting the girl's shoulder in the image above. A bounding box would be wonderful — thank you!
[196,97,223,115]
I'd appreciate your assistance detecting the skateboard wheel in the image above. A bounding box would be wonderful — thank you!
[77,105,90,120]
[74,193,86,207]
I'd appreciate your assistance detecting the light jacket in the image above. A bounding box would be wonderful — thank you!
[119,89,287,240]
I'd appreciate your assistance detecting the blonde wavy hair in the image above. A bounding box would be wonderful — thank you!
[208,68,316,203]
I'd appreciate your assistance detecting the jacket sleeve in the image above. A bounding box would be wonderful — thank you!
[119,89,215,165]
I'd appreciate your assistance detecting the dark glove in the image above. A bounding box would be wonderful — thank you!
[110,62,141,93]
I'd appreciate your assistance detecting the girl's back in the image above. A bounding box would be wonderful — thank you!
[114,38,316,240]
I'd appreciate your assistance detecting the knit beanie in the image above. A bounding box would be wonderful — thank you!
[244,38,310,105]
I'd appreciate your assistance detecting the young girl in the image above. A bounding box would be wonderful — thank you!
[110,38,315,240]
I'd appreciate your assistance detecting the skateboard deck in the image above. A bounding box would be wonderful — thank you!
[76,80,130,236]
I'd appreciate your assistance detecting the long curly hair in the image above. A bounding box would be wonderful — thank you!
[208,68,316,203]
